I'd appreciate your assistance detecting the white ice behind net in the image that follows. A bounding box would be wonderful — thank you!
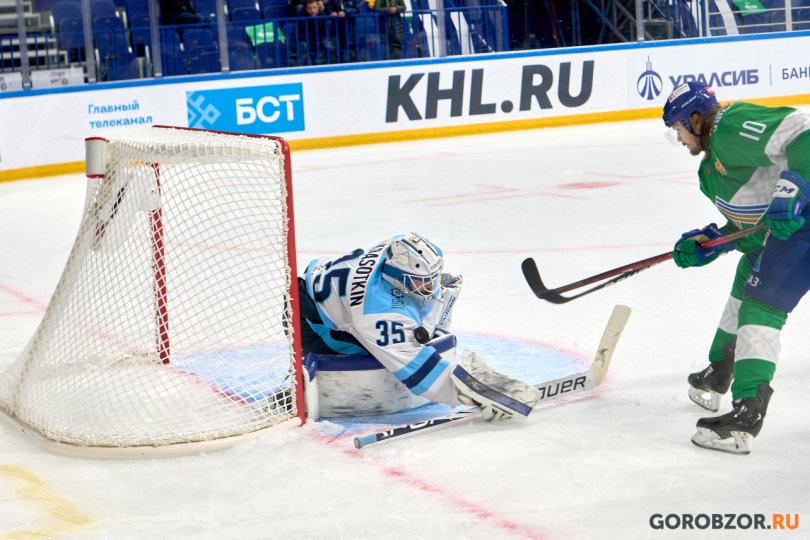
[0,127,299,450]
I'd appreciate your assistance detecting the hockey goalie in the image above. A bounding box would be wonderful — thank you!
[298,232,541,421]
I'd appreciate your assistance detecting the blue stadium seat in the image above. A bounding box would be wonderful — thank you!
[188,50,221,73]
[90,0,118,24]
[798,7,810,29]
[740,0,772,34]
[51,0,82,30]
[230,6,262,22]
[159,28,186,76]
[57,17,86,62]
[759,0,784,30]
[259,0,288,19]
[352,9,384,62]
[124,0,150,20]
[227,0,259,15]
[129,13,151,56]
[191,0,217,19]
[228,33,257,71]
[770,6,787,30]
[781,0,810,29]
[182,26,221,73]
[94,14,124,33]
[94,16,138,80]
[182,26,217,55]
[255,40,289,68]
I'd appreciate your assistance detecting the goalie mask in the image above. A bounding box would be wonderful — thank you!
[381,233,444,297]
[662,82,718,133]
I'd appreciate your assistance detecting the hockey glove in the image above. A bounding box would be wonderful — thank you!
[451,350,540,422]
[766,170,810,240]
[673,223,734,268]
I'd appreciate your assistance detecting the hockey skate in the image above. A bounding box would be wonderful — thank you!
[687,342,734,412]
[691,383,773,455]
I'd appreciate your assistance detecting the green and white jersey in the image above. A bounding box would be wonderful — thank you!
[697,102,810,252]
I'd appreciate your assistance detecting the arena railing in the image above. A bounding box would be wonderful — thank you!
[0,0,509,89]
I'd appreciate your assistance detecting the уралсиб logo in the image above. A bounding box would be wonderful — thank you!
[637,57,663,101]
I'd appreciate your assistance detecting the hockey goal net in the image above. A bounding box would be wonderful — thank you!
[0,126,304,457]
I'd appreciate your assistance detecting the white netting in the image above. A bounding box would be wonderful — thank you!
[0,126,301,452]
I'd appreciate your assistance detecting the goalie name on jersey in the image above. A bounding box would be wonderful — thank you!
[350,243,386,306]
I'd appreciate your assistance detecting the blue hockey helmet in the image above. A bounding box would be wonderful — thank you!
[662,82,718,132]
[381,233,444,297]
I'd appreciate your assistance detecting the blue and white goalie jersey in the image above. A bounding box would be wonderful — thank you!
[302,237,460,406]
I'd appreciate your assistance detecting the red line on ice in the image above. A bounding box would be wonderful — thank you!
[0,310,44,318]
[0,283,47,310]
[312,432,551,540]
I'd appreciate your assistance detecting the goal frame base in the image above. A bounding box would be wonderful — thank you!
[1,412,303,459]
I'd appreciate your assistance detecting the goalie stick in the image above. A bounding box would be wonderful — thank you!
[523,224,765,304]
[353,304,631,449]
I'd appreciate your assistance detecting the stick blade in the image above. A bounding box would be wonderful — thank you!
[587,304,631,387]
[521,258,570,304]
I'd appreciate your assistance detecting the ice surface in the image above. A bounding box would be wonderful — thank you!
[1,114,808,539]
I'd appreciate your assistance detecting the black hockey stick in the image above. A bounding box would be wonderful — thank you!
[353,305,631,449]
[523,224,766,304]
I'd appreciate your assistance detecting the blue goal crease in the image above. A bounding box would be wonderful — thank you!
[313,333,585,434]
[157,334,583,425]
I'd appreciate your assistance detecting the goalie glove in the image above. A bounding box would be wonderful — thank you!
[451,350,541,422]
[435,273,462,333]
[767,170,810,240]
[672,223,734,268]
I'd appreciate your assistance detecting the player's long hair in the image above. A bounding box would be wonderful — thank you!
[697,104,724,159]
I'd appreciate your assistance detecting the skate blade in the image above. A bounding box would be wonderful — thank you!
[688,387,722,412]
[691,427,753,455]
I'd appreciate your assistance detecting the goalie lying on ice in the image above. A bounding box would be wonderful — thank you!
[298,233,540,421]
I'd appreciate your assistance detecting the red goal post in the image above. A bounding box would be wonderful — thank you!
[0,126,305,458]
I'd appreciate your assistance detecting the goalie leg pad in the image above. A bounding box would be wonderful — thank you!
[451,349,541,421]
[304,353,429,418]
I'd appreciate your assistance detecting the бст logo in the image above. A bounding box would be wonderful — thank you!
[187,83,305,134]
[637,57,663,100]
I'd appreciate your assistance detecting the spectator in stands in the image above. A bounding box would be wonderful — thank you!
[294,0,332,65]
[160,0,210,25]
[373,0,405,59]
[326,0,356,62]
[345,0,381,61]
[326,0,343,16]
[289,0,325,16]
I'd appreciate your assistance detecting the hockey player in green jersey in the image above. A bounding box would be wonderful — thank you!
[663,82,810,454]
